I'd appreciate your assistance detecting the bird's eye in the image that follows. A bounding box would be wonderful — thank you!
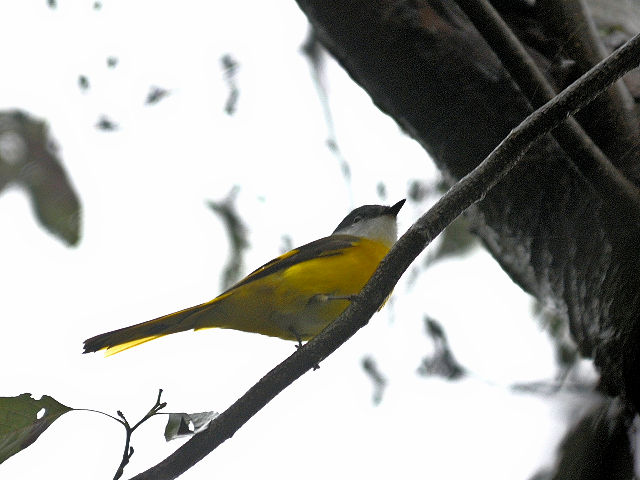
[353,215,362,223]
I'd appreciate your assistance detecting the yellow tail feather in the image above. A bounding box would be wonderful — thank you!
[103,335,163,356]
[82,300,222,355]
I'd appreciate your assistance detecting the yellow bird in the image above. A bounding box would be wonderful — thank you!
[83,199,405,356]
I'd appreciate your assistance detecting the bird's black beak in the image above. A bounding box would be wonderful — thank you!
[388,199,406,216]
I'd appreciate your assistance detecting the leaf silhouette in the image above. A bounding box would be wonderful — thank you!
[0,110,81,245]
[0,393,73,464]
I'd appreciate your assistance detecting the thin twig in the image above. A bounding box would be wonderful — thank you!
[113,410,133,480]
[130,31,640,480]
[73,408,122,423]
[113,389,166,480]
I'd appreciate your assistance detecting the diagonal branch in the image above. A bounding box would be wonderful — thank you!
[130,31,640,480]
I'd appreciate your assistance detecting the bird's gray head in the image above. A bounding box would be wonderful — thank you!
[332,199,405,246]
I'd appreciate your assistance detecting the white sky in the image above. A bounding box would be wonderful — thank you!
[0,2,595,479]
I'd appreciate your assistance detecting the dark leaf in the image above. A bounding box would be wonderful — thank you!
[418,316,466,380]
[0,393,73,464]
[95,115,118,131]
[78,75,89,91]
[361,356,387,405]
[221,54,240,115]
[145,86,170,105]
[0,110,81,245]
[207,187,249,290]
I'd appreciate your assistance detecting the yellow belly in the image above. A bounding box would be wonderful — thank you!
[197,237,390,340]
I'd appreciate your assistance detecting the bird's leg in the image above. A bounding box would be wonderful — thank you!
[288,326,304,349]
[288,326,320,371]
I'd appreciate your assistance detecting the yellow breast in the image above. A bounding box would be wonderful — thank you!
[201,237,391,340]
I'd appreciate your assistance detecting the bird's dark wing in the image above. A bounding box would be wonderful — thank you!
[224,234,360,292]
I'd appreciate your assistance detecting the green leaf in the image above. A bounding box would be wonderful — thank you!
[0,393,73,464]
[0,110,82,246]
[164,411,218,441]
